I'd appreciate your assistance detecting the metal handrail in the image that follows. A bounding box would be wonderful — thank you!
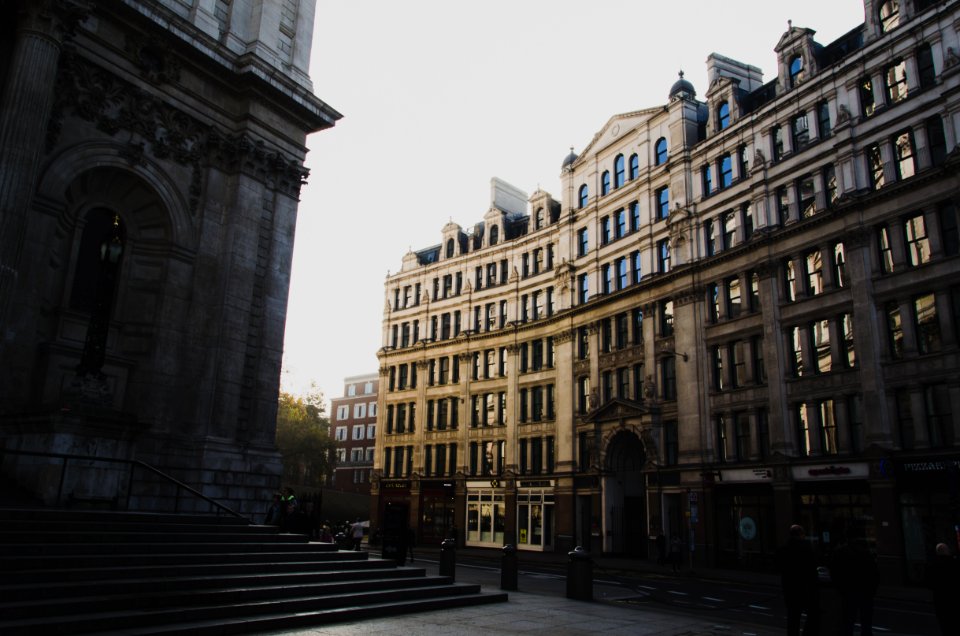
[0,448,249,522]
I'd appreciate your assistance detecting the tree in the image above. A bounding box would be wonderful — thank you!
[275,385,336,490]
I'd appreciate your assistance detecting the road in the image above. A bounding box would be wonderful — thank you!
[390,548,941,636]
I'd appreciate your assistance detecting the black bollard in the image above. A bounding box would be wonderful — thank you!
[566,545,593,601]
[501,544,518,591]
[439,538,456,582]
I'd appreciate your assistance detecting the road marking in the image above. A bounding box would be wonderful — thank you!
[748,604,770,610]
[702,596,725,602]
[637,584,658,590]
[668,590,688,596]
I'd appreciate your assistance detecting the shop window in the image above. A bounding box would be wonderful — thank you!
[466,490,505,546]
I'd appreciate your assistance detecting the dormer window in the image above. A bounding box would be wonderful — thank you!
[879,1,900,33]
[490,225,499,246]
[535,208,545,230]
[789,55,804,88]
[445,238,455,258]
[578,184,589,209]
[654,138,668,165]
[717,102,730,130]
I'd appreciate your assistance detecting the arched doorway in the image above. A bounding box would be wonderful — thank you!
[602,429,647,555]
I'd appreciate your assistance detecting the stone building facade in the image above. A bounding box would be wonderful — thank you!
[0,0,340,516]
[374,0,960,583]
[330,373,378,495]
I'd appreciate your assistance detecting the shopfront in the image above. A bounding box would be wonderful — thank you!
[714,467,776,570]
[893,455,960,584]
[516,480,554,551]
[465,480,506,547]
[419,479,456,545]
[792,462,873,561]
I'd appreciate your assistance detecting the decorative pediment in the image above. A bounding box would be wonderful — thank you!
[577,107,662,160]
[583,397,649,423]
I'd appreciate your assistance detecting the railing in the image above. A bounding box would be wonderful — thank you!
[0,448,249,522]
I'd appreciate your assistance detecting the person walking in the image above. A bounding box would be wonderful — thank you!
[927,542,960,635]
[831,537,878,635]
[350,518,364,551]
[777,524,820,636]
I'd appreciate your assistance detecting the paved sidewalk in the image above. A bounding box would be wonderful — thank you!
[267,588,779,636]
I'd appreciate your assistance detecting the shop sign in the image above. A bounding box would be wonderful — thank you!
[380,480,410,491]
[898,458,960,473]
[719,467,773,483]
[466,480,502,489]
[519,480,553,488]
[793,463,868,481]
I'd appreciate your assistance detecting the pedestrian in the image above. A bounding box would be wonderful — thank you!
[405,526,416,564]
[926,542,960,636]
[777,524,820,636]
[668,534,682,573]
[264,492,283,526]
[320,524,333,543]
[830,536,878,635]
[350,517,364,551]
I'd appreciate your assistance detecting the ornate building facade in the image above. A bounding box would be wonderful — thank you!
[0,0,340,515]
[373,0,960,583]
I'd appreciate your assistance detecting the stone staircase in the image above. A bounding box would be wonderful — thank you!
[0,508,507,635]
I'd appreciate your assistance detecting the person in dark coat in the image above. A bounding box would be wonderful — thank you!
[830,537,879,636]
[777,524,820,636]
[927,542,960,636]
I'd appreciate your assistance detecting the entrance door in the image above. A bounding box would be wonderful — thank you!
[603,430,646,555]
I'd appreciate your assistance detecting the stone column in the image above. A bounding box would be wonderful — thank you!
[0,1,83,346]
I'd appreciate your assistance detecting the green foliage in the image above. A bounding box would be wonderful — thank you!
[275,385,336,489]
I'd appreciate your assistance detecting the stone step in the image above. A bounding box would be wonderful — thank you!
[0,540,333,556]
[0,530,309,543]
[0,508,251,526]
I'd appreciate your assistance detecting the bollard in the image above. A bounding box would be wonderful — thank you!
[566,545,593,601]
[501,544,518,591]
[439,538,456,582]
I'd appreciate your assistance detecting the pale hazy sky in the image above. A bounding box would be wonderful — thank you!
[281,0,867,408]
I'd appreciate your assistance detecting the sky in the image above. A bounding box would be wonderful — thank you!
[281,0,867,409]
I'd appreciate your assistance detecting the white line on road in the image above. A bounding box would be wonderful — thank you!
[637,584,658,590]
[702,596,725,602]
[668,590,688,596]
[748,604,770,610]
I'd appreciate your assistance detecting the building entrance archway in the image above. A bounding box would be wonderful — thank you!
[602,429,647,556]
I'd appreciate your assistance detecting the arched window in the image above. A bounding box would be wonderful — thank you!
[717,102,730,130]
[578,184,589,209]
[614,155,625,188]
[535,208,545,230]
[654,138,668,165]
[629,153,639,179]
[70,209,126,313]
[445,238,455,258]
[601,171,611,196]
[489,225,499,246]
[789,55,804,88]
[879,0,900,33]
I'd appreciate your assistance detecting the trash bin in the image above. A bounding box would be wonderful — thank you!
[439,538,456,582]
[566,546,593,601]
[501,544,518,591]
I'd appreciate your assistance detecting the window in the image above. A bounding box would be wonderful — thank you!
[917,43,935,91]
[735,413,750,461]
[783,259,797,302]
[631,251,642,284]
[711,345,724,390]
[771,125,784,161]
[726,276,741,318]
[600,216,611,245]
[878,0,900,34]
[336,405,348,420]
[893,131,915,180]
[813,319,831,373]
[578,376,590,414]
[719,154,733,188]
[657,238,670,273]
[752,335,765,384]
[577,228,589,257]
[878,225,894,274]
[791,113,809,151]
[445,238,455,258]
[789,326,804,376]
[789,55,804,88]
[615,208,626,239]
[732,341,747,388]
[833,242,847,288]
[885,60,908,104]
[614,154,625,189]
[601,171,611,196]
[659,299,674,336]
[490,225,498,245]
[352,424,365,440]
[664,421,678,466]
[578,184,588,209]
[601,264,612,295]
[354,403,367,419]
[654,138,668,165]
[741,202,754,241]
[886,302,903,359]
[820,400,838,455]
[796,173,815,218]
[655,187,669,220]
[702,164,713,197]
[823,164,838,208]
[904,213,930,266]
[841,312,856,367]
[749,271,761,312]
[535,208,545,230]
[738,144,750,179]
[775,186,789,226]
[868,143,884,189]
[716,416,727,462]
[705,218,717,256]
[925,384,954,448]
[859,76,876,118]
[661,356,676,400]
[708,283,720,323]
[805,249,823,296]
[940,202,959,256]
[927,116,948,167]
[629,202,640,232]
[717,101,730,130]
[335,426,347,441]
[616,257,628,290]
[629,153,640,179]
[817,101,831,138]
[914,293,941,354]
[722,210,735,249]
[578,273,589,304]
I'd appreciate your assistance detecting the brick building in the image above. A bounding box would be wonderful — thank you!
[330,374,378,494]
